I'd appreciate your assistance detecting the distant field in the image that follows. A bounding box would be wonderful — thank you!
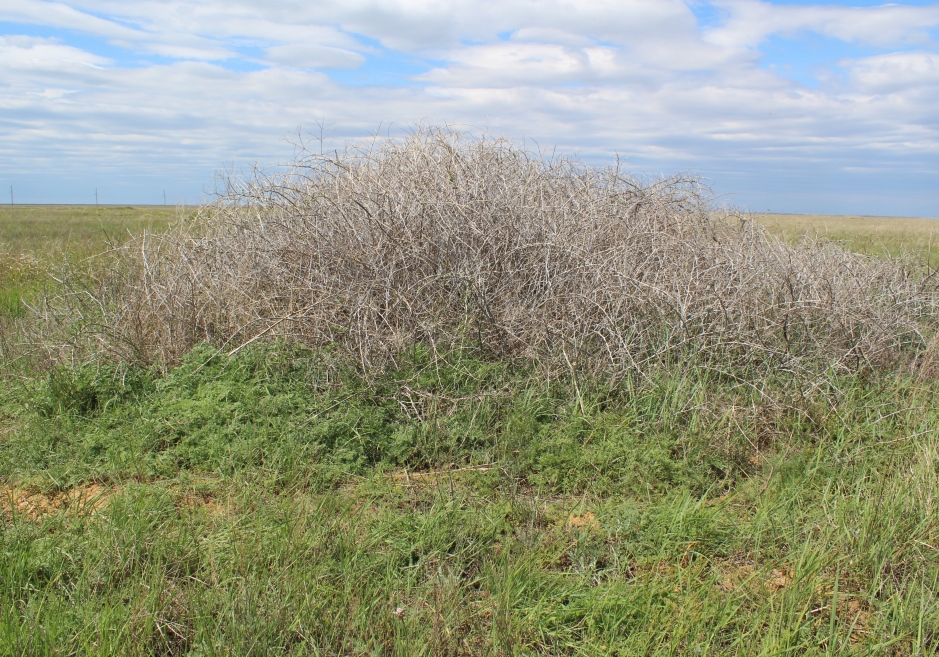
[0,205,181,256]
[756,212,939,263]
[3,205,937,260]
[0,205,183,319]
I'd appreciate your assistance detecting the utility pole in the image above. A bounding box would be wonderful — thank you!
[95,188,98,206]
[9,186,12,206]
[164,190,167,206]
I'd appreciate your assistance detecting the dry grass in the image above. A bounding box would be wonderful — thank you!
[757,213,939,263]
[35,127,939,381]
[0,204,177,257]
[1,205,182,370]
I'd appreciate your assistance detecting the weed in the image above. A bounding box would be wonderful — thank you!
[38,128,939,387]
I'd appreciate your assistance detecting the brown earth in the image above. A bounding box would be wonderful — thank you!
[1,482,113,520]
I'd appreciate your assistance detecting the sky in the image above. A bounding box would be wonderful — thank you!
[1,0,938,216]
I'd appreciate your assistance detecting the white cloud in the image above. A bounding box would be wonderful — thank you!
[0,35,110,71]
[844,50,939,93]
[0,0,937,214]
[418,43,623,87]
[706,0,939,49]
[265,43,365,69]
[0,0,141,41]
[0,0,242,61]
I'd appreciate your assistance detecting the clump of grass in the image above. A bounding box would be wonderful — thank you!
[39,127,939,384]
[0,251,42,319]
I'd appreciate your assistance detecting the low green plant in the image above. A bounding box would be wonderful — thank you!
[1,340,938,654]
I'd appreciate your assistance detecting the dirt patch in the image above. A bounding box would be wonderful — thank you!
[712,556,785,594]
[765,567,794,592]
[716,562,756,593]
[173,475,227,516]
[1,482,114,520]
[566,511,602,533]
[839,598,874,643]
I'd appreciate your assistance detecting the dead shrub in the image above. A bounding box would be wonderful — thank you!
[33,126,939,382]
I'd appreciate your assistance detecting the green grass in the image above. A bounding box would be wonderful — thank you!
[0,205,179,319]
[756,213,939,264]
[2,343,938,655]
[1,210,938,655]
[0,205,178,255]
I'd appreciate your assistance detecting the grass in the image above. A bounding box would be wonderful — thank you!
[756,213,939,264]
[1,343,938,655]
[0,205,178,319]
[1,207,938,655]
[0,205,178,254]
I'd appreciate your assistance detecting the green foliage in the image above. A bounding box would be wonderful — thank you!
[5,342,783,494]
[38,362,154,417]
[0,253,42,319]
[3,342,939,654]
[0,286,24,319]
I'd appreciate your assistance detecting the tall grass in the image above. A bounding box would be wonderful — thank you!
[37,127,939,384]
[0,206,179,373]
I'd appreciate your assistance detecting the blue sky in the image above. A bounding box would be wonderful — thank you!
[1,0,938,216]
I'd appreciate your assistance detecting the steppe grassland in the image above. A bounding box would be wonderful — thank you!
[0,205,177,319]
[0,205,177,253]
[757,212,939,262]
[1,184,939,655]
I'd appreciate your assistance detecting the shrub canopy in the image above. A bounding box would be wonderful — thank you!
[45,127,939,379]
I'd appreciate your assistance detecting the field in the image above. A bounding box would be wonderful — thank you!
[756,213,939,263]
[2,200,939,656]
[0,205,177,254]
[0,205,177,319]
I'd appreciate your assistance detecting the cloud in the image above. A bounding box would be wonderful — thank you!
[705,0,939,49]
[264,43,364,69]
[0,0,937,215]
[0,0,142,41]
[0,34,110,70]
[844,50,939,93]
[418,43,625,87]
